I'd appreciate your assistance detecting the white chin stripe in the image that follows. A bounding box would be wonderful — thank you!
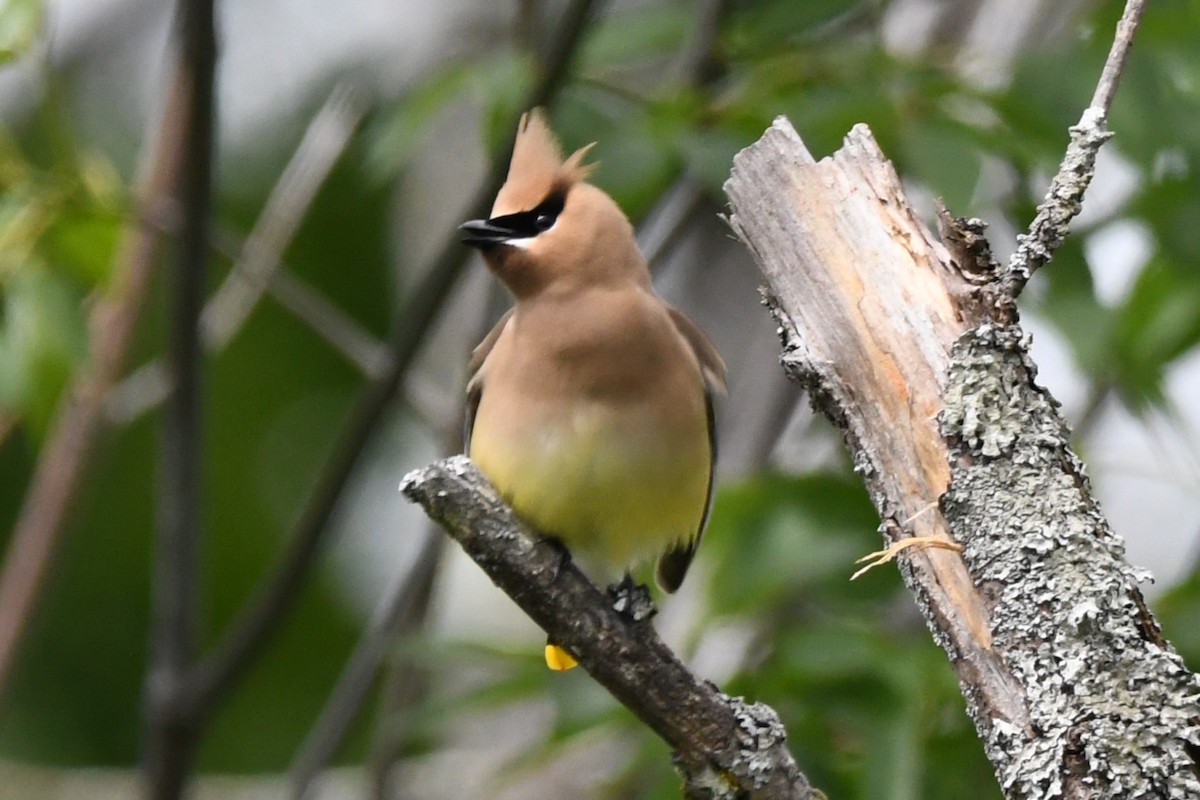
[505,236,536,249]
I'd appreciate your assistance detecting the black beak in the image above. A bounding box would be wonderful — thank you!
[460,218,515,249]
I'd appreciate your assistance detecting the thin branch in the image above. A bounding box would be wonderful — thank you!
[1003,0,1145,298]
[105,84,375,423]
[0,26,190,702]
[264,270,392,375]
[202,82,370,349]
[673,0,729,86]
[288,527,443,800]
[1070,379,1114,443]
[526,0,601,109]
[142,0,216,796]
[182,0,606,718]
[362,298,500,797]
[402,457,819,800]
[638,176,706,267]
[1090,0,1146,116]
[107,233,391,426]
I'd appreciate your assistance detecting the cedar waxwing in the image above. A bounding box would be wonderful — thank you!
[460,110,725,671]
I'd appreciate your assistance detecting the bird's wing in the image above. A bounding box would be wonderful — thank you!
[666,306,727,395]
[464,308,514,453]
[656,306,727,593]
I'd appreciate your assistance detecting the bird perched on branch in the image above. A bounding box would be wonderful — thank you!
[460,109,725,671]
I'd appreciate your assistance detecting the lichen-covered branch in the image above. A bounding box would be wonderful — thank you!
[401,457,820,800]
[942,325,1200,797]
[1002,0,1146,299]
[724,116,1200,798]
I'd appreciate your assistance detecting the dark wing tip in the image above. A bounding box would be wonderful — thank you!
[656,543,697,594]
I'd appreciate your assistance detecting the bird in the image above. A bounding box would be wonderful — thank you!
[460,109,725,671]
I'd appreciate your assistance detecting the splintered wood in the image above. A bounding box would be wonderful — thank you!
[725,119,993,653]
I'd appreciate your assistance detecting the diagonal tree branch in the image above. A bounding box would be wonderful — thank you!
[401,457,820,800]
[1002,0,1146,300]
[287,526,443,800]
[201,82,370,350]
[105,84,377,424]
[294,4,742,787]
[0,17,191,702]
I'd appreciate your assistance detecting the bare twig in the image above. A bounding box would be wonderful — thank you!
[1070,379,1114,443]
[1003,0,1145,299]
[673,0,729,86]
[1090,0,1146,116]
[106,85,375,423]
[182,0,606,719]
[0,22,190,702]
[142,0,216,796]
[638,176,706,267]
[264,270,392,375]
[202,82,370,349]
[288,528,443,800]
[402,457,819,800]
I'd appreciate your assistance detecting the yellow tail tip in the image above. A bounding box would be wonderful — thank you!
[545,644,579,671]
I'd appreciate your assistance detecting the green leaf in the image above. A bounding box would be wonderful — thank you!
[0,264,88,436]
[365,61,473,181]
[900,117,982,211]
[1032,236,1113,381]
[580,3,689,69]
[703,471,888,615]
[0,0,41,65]
[1111,256,1200,408]
[1156,563,1200,669]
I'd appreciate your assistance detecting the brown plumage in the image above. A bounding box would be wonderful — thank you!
[461,110,725,610]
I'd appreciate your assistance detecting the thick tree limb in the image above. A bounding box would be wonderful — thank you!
[724,115,1200,798]
[401,457,819,800]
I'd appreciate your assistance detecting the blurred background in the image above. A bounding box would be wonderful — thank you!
[1,0,1198,798]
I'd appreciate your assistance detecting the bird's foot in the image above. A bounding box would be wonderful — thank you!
[607,573,656,623]
[851,536,963,580]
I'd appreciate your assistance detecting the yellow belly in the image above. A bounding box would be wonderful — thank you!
[469,399,709,571]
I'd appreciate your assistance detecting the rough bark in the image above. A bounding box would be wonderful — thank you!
[723,117,1200,799]
[401,457,820,800]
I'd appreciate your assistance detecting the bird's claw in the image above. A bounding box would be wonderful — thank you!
[607,574,656,623]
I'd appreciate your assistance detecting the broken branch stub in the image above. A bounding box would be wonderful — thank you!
[724,117,1200,799]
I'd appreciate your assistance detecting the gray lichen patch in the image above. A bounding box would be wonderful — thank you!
[939,325,1200,799]
[701,692,803,796]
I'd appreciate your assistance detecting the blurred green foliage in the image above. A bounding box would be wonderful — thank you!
[0,0,41,66]
[0,0,1198,797]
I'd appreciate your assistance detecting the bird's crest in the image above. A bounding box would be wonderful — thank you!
[492,109,595,216]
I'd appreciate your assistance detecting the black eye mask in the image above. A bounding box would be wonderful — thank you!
[460,192,566,247]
